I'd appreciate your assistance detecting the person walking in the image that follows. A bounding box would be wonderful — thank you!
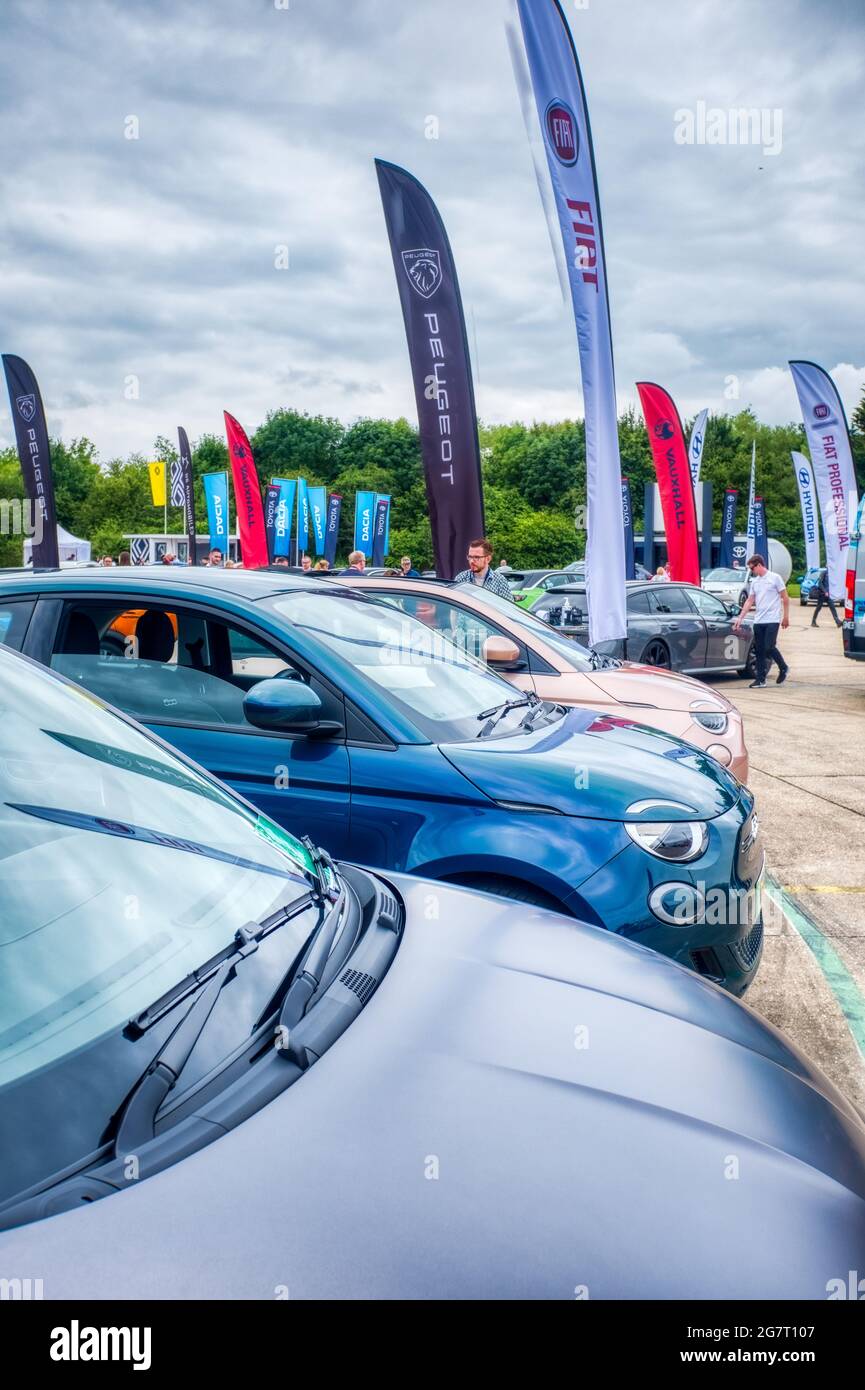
[733,553,790,688]
[810,566,842,628]
[453,538,513,599]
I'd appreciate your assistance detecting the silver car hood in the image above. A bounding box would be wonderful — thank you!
[2,875,864,1300]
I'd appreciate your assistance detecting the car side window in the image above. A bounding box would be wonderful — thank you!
[647,586,693,615]
[690,590,727,620]
[382,592,529,669]
[0,599,35,651]
[48,600,339,732]
[626,592,651,617]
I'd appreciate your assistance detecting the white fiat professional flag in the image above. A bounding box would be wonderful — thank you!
[514,0,625,645]
[790,361,859,601]
[791,451,821,573]
[688,408,708,490]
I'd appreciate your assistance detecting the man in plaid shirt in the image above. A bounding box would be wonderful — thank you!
[453,538,514,599]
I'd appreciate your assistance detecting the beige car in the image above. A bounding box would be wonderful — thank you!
[338,575,749,782]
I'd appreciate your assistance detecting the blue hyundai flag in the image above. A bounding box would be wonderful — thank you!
[621,478,635,580]
[719,489,738,569]
[354,491,376,557]
[325,493,342,567]
[372,495,390,567]
[271,478,296,559]
[376,160,484,580]
[202,472,229,555]
[308,486,327,556]
[297,478,310,557]
[264,484,281,563]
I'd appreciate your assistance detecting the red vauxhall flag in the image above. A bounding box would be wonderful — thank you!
[223,411,269,569]
[636,382,701,585]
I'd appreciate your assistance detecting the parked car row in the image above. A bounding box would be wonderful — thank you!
[1,565,863,1298]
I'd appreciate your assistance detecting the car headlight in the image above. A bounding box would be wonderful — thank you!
[691,711,728,733]
[625,819,708,862]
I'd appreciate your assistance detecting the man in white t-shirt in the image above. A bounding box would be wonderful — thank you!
[733,553,789,688]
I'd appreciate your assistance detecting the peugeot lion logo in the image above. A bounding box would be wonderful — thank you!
[814,403,830,420]
[401,248,442,300]
[545,100,579,166]
[15,394,36,423]
[654,421,674,440]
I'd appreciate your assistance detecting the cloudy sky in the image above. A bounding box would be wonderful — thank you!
[1,0,863,461]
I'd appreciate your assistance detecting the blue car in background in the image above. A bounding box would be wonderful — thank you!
[0,568,764,994]
[1,646,863,1298]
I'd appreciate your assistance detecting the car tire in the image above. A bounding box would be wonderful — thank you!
[641,640,672,670]
[445,873,565,914]
[738,645,757,679]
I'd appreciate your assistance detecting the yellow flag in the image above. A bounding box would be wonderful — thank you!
[148,461,166,507]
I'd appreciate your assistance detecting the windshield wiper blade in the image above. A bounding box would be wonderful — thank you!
[517,693,546,729]
[276,885,347,1040]
[113,955,236,1156]
[476,695,532,737]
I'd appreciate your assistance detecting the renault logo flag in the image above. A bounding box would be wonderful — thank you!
[2,355,60,568]
[512,0,626,645]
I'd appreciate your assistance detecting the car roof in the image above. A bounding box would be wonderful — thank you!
[0,565,339,602]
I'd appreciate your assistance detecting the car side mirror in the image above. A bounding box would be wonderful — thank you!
[243,678,335,735]
[482,635,522,670]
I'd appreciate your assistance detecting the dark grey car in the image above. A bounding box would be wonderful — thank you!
[2,647,863,1299]
[530,580,757,678]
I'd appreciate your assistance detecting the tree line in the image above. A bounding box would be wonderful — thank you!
[2,396,863,571]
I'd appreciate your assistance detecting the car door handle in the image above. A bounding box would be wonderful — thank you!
[662,622,679,631]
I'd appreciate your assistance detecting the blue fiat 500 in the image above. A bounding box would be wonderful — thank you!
[0,568,764,993]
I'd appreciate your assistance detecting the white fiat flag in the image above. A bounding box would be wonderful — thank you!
[514,0,626,645]
[791,451,821,573]
[790,361,859,600]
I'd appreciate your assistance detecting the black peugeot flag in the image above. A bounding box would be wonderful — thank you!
[2,355,59,568]
[376,159,484,580]
[177,426,198,564]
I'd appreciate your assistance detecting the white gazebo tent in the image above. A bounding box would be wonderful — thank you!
[24,524,92,565]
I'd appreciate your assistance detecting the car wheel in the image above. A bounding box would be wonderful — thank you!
[738,590,748,607]
[642,640,672,670]
[445,873,565,914]
[738,644,757,679]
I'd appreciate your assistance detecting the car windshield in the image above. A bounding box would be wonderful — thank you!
[452,583,595,671]
[703,569,743,582]
[0,652,315,1088]
[266,590,548,741]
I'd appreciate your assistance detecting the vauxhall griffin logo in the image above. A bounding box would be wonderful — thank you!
[15,394,36,423]
[545,100,579,166]
[654,420,675,441]
[402,248,442,300]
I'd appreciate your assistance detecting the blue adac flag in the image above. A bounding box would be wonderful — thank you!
[513,0,626,646]
[272,478,296,559]
[372,495,391,567]
[719,488,738,569]
[354,491,376,557]
[296,478,310,558]
[203,472,229,555]
[325,493,343,567]
[621,477,635,580]
[264,484,281,563]
[307,486,327,555]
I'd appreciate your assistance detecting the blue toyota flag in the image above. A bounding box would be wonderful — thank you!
[2,354,60,568]
[512,0,626,646]
[325,493,342,567]
[264,484,281,563]
[753,496,768,556]
[719,488,738,569]
[296,478,310,557]
[271,478,296,559]
[376,160,484,580]
[308,486,327,555]
[354,491,376,557]
[372,495,390,567]
[202,472,229,555]
[621,478,635,580]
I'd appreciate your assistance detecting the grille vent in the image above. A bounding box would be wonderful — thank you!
[340,969,378,1005]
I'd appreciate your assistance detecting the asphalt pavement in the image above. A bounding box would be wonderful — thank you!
[705,604,865,1112]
